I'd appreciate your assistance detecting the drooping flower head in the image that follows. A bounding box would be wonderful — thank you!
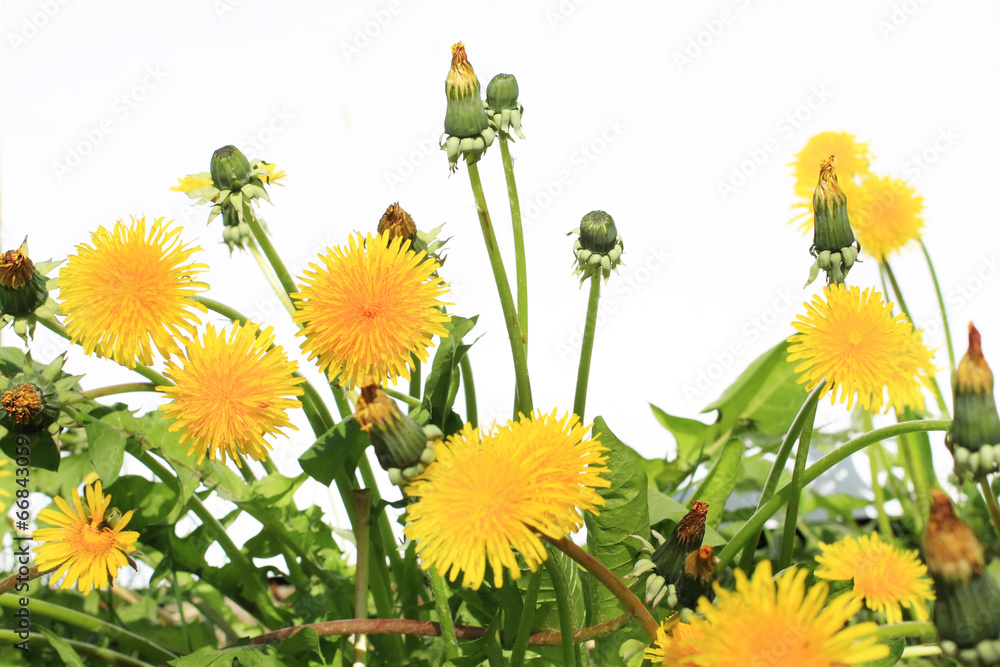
[686,561,889,666]
[58,216,208,368]
[788,284,935,412]
[404,410,610,589]
[815,532,934,624]
[851,175,924,261]
[33,481,139,594]
[293,231,451,389]
[159,321,305,466]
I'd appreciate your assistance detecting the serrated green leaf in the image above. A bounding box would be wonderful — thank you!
[422,315,479,432]
[87,417,127,486]
[650,404,710,465]
[297,418,368,487]
[516,548,584,633]
[585,416,649,625]
[105,474,179,527]
[691,437,743,528]
[38,627,85,667]
[856,637,905,667]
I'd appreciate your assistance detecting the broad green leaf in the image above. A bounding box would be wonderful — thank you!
[517,548,585,633]
[691,437,743,528]
[38,627,85,667]
[422,315,479,432]
[649,404,710,465]
[105,474,179,527]
[249,472,306,508]
[170,645,283,667]
[86,417,127,486]
[274,627,326,664]
[0,428,60,471]
[856,637,905,666]
[297,417,368,487]
[585,416,649,625]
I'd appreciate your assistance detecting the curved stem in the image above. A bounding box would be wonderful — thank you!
[499,133,528,348]
[739,382,823,572]
[429,570,460,660]
[864,411,895,544]
[573,275,602,420]
[382,386,422,408]
[877,621,937,641]
[465,162,532,414]
[245,213,298,300]
[919,239,956,375]
[543,547,578,667]
[717,419,951,573]
[247,236,297,318]
[507,569,541,667]
[70,382,159,403]
[0,566,41,594]
[0,594,177,663]
[0,629,158,667]
[543,535,658,641]
[460,354,478,428]
[777,392,818,569]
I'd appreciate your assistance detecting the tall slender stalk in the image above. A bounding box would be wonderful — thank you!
[430,570,460,660]
[544,547,579,667]
[919,239,956,375]
[353,489,372,666]
[573,275,601,420]
[508,570,542,667]
[247,236,297,318]
[863,411,896,544]
[460,354,478,428]
[777,394,818,569]
[499,134,528,346]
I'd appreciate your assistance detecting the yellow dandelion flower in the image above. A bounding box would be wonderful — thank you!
[0,459,11,514]
[851,175,924,261]
[258,162,286,185]
[815,532,934,624]
[170,175,213,193]
[293,232,451,389]
[403,410,609,590]
[688,561,888,667]
[33,481,139,594]
[644,619,705,665]
[791,131,873,199]
[788,284,935,412]
[58,216,208,368]
[159,321,305,466]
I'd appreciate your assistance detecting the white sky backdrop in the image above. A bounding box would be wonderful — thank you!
[3,0,999,574]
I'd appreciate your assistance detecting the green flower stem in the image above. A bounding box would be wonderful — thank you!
[739,382,824,572]
[409,354,422,399]
[0,629,158,667]
[0,594,177,663]
[71,382,159,403]
[465,162,533,414]
[863,411,895,544]
[543,535,658,641]
[894,428,929,534]
[573,275,602,420]
[543,547,578,667]
[508,569,542,667]
[382,386,422,408]
[499,133,528,347]
[877,621,937,641]
[460,354,478,428]
[901,645,941,659]
[919,239,956,375]
[170,567,195,653]
[353,490,372,666]
[247,235,297,318]
[777,392,819,570]
[979,477,1000,540]
[37,315,172,386]
[878,444,921,533]
[881,262,949,416]
[429,570,460,660]
[132,449,282,629]
[329,381,353,419]
[245,213,299,302]
[717,419,951,574]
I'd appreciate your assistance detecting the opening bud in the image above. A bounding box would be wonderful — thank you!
[650,500,708,590]
[355,385,438,485]
[378,203,417,244]
[948,323,1000,478]
[805,156,860,287]
[442,43,495,170]
[0,377,60,433]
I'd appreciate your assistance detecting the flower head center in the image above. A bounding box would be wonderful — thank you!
[2,384,43,424]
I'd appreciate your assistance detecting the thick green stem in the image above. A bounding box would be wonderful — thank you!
[465,162,533,414]
[508,569,542,667]
[717,420,951,573]
[863,411,896,543]
[409,354,422,400]
[979,477,1000,540]
[0,629,158,667]
[353,489,372,666]
[247,236,297,318]
[245,213,299,300]
[877,621,937,641]
[382,386,422,408]
[919,239,956,375]
[739,383,823,572]
[499,133,528,348]
[170,568,194,653]
[544,535,658,641]
[430,570,460,660]
[71,382,159,403]
[777,394,818,570]
[460,354,478,428]
[0,595,177,663]
[544,547,578,667]
[573,275,602,420]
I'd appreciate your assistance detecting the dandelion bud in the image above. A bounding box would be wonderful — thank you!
[378,203,417,244]
[948,323,1000,478]
[570,210,624,284]
[651,501,709,591]
[0,377,60,433]
[923,489,1000,664]
[485,73,525,139]
[805,156,860,287]
[0,239,49,319]
[210,145,253,192]
[676,545,717,609]
[354,385,438,485]
[441,43,495,171]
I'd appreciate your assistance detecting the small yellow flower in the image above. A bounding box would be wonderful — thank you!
[258,162,286,185]
[788,284,935,412]
[293,232,451,389]
[404,410,609,590]
[815,532,934,624]
[159,321,305,466]
[58,216,209,368]
[644,619,705,665]
[170,175,214,193]
[851,175,924,261]
[33,481,139,594]
[687,561,888,666]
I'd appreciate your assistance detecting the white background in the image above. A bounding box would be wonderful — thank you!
[3,0,998,572]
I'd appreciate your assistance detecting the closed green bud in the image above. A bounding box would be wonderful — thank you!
[210,145,253,192]
[441,43,495,170]
[355,386,438,485]
[485,74,525,139]
[948,323,1000,478]
[570,211,624,284]
[0,239,49,318]
[805,156,860,287]
[0,376,60,433]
